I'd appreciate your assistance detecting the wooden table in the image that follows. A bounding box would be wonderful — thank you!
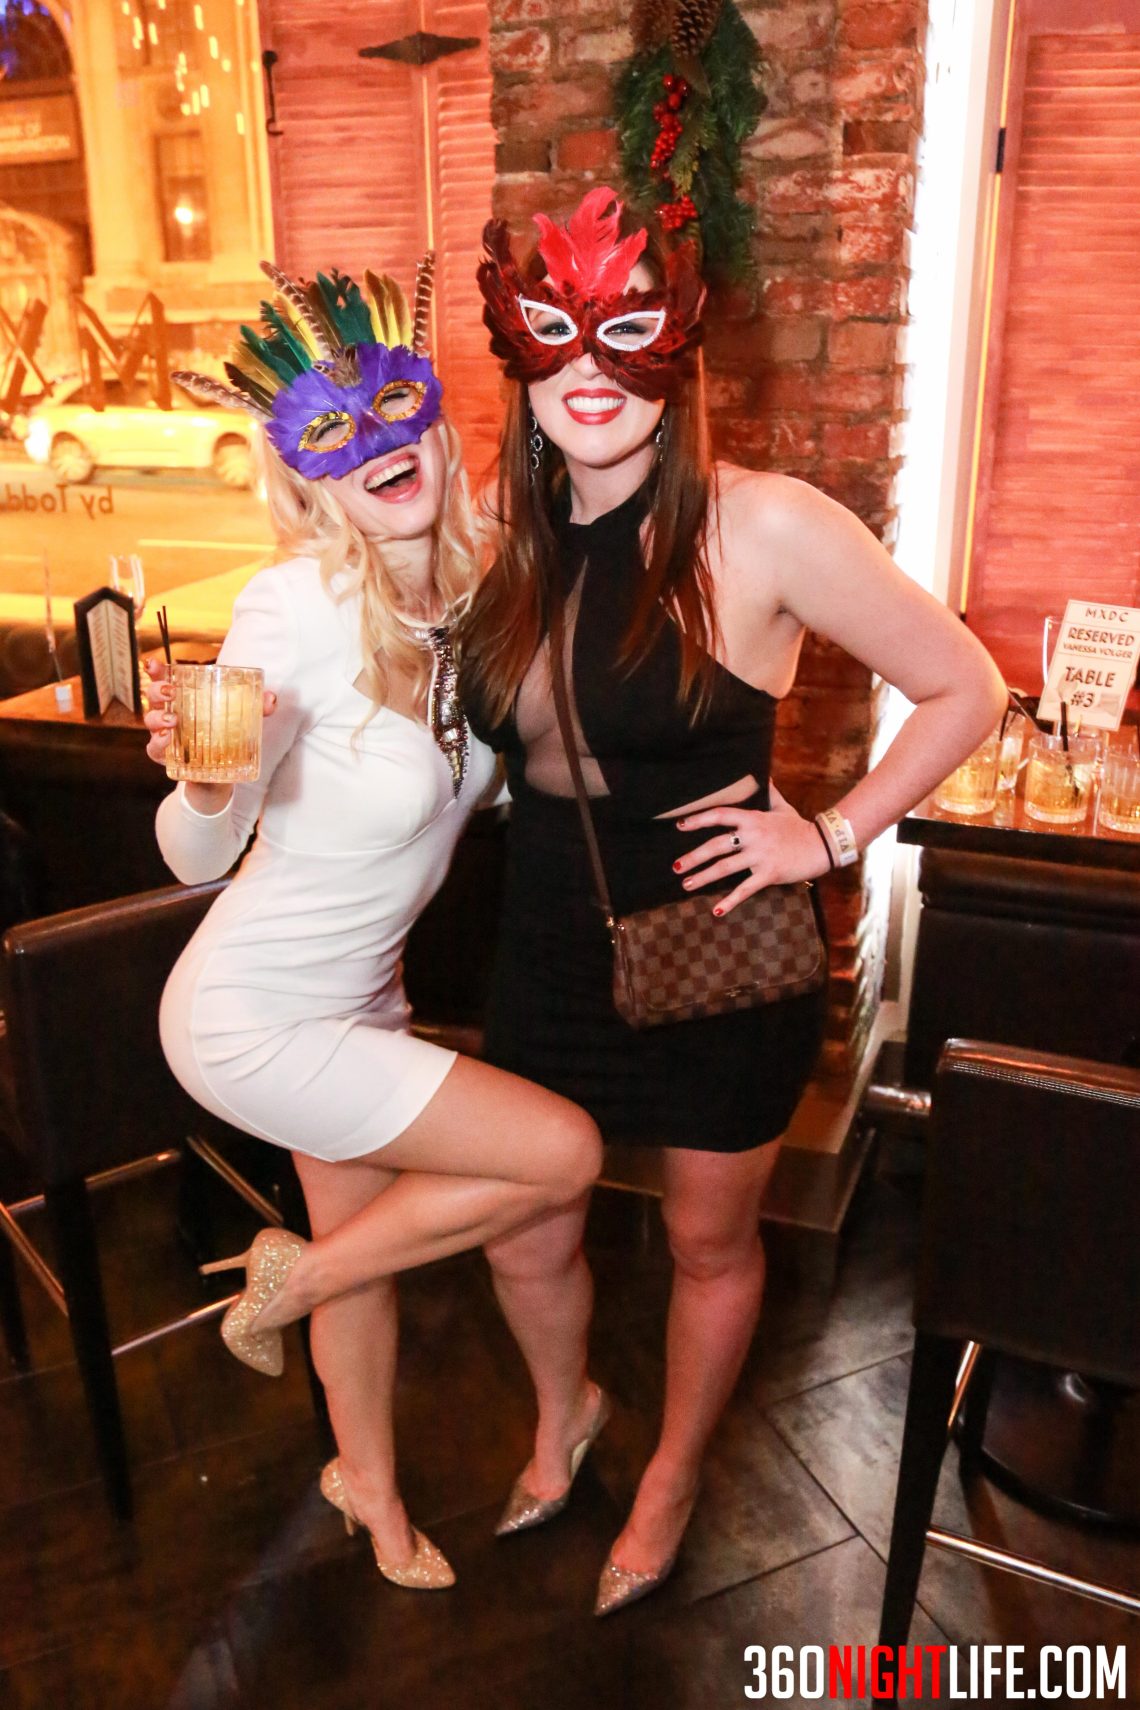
[899,784,1140,870]
[0,659,211,912]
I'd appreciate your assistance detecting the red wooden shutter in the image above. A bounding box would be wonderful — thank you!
[260,1,425,291]
[965,0,1140,692]
[256,0,499,476]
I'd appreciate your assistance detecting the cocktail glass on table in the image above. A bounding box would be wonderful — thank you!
[997,710,1030,792]
[932,730,1001,816]
[1099,748,1140,835]
[1023,732,1097,826]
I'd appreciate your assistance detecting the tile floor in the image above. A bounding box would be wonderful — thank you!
[0,1158,1137,1709]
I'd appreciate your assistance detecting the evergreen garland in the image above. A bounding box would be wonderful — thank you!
[616,0,765,283]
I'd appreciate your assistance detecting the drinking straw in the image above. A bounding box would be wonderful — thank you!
[1007,687,1046,732]
[1059,699,1070,752]
[157,605,173,667]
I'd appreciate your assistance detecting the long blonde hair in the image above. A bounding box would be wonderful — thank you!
[259,418,481,714]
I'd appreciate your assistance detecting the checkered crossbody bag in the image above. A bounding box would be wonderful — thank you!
[548,586,827,1030]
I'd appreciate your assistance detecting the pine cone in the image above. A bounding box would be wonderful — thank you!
[633,0,675,51]
[670,0,723,57]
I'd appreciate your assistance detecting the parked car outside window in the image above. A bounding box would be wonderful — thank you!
[21,378,257,488]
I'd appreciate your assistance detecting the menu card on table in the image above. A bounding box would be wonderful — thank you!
[1039,600,1140,731]
[73,587,141,717]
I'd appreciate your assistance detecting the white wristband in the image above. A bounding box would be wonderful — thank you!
[815,807,859,868]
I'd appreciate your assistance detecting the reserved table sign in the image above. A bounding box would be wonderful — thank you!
[1039,600,1140,730]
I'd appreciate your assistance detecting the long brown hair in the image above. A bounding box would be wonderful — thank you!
[460,225,719,727]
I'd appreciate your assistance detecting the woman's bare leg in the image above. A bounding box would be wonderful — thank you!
[254,1057,601,1331]
[608,1140,780,1574]
[483,1194,598,1497]
[296,1154,418,1566]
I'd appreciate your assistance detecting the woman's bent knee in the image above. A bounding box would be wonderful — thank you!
[543,1105,603,1205]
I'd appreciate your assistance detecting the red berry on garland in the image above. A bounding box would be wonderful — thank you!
[667,91,682,111]
[663,72,677,90]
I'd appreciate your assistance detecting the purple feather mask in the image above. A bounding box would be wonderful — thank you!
[171,258,442,480]
[267,343,441,479]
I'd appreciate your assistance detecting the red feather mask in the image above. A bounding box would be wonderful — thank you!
[477,187,705,402]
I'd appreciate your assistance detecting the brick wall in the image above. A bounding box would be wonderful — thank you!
[488,0,928,1083]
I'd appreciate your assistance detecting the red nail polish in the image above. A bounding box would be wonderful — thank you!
[713,906,724,917]
[672,860,682,872]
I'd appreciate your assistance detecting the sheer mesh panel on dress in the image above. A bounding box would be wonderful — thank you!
[514,575,612,799]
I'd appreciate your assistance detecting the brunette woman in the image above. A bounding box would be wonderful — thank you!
[461,189,1005,1614]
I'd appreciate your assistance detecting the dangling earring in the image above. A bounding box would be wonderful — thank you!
[655,417,666,449]
[528,411,544,481]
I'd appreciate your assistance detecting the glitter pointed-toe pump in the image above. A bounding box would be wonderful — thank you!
[593,1549,678,1617]
[199,1226,307,1377]
[495,1385,611,1538]
[320,1459,455,1590]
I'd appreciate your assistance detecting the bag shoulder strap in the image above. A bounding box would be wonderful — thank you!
[546,579,616,926]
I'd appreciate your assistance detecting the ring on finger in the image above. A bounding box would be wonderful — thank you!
[729,833,742,851]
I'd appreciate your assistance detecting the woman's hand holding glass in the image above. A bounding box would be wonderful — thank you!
[672,782,832,915]
[143,656,278,813]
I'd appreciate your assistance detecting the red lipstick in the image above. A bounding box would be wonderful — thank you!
[562,388,627,427]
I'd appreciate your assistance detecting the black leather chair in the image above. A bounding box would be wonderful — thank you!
[0,880,325,1519]
[877,1040,1140,1692]
[904,852,1140,1089]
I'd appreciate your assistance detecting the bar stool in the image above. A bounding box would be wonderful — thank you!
[0,880,327,1519]
[878,1040,1140,1695]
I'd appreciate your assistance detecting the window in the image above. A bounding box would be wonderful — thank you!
[156,130,211,261]
[964,0,1140,689]
[0,0,71,85]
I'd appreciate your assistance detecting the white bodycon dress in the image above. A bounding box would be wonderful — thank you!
[157,555,497,1161]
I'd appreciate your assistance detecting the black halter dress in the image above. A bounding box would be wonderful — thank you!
[462,488,827,1151]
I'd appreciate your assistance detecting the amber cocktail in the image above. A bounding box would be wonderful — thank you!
[1100,751,1140,835]
[165,663,263,783]
[932,732,1001,816]
[1024,733,1096,826]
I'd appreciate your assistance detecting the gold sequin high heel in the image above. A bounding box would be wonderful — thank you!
[320,1459,455,1590]
[495,1384,611,1537]
[199,1227,307,1377]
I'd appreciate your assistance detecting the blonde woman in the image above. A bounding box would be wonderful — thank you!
[146,261,603,1590]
